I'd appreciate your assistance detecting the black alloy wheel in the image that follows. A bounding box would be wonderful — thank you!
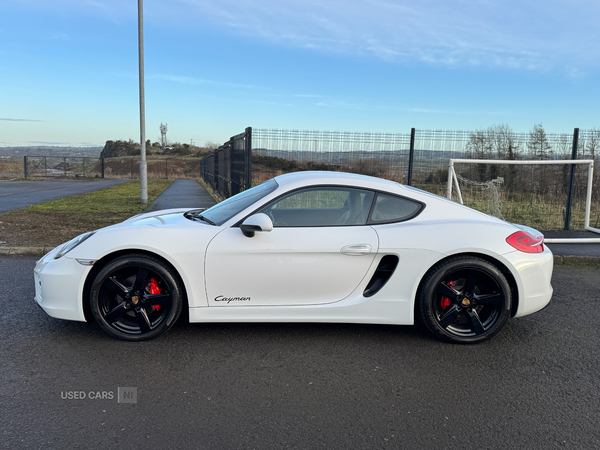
[418,256,511,344]
[90,254,183,341]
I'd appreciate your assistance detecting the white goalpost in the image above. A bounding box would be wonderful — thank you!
[446,159,600,243]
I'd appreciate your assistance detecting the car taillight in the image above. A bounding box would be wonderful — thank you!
[506,231,544,253]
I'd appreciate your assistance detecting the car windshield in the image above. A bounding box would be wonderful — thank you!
[198,179,279,225]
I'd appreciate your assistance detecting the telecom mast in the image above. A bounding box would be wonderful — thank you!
[160,123,168,148]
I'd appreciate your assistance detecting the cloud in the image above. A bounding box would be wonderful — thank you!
[150,74,262,90]
[0,118,44,122]
[176,0,600,72]
[23,140,102,146]
[408,108,502,116]
[10,0,599,73]
[46,33,68,40]
[294,94,325,98]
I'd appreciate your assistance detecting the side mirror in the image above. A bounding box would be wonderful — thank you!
[240,213,273,238]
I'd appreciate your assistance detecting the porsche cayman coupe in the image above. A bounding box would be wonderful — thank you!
[34,171,553,343]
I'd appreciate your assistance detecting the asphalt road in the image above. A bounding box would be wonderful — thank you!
[1,257,599,450]
[0,179,129,214]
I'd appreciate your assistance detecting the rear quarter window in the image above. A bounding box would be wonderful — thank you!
[368,193,424,224]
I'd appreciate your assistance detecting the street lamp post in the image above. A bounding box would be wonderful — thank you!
[138,0,148,204]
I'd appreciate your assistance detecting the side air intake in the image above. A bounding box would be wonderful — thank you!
[363,255,399,298]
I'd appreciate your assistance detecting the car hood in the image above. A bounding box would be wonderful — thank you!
[120,207,194,223]
[108,208,205,229]
[64,207,219,263]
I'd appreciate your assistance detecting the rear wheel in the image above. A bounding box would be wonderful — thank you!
[90,254,183,341]
[418,257,511,344]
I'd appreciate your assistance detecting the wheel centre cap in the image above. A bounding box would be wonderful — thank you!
[461,298,471,306]
[131,296,140,305]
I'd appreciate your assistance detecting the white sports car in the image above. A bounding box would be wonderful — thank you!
[34,171,553,344]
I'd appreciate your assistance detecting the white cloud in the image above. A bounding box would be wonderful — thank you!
[150,74,262,90]
[173,0,600,72]
[46,33,68,41]
[407,108,502,116]
[0,118,44,122]
[8,0,599,73]
[294,94,325,98]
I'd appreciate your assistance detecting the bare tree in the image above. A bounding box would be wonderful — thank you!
[527,123,552,160]
[584,128,599,160]
[526,124,555,193]
[466,124,520,182]
[466,130,492,180]
[492,124,520,159]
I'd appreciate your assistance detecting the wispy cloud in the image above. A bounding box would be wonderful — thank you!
[0,118,44,122]
[178,0,600,73]
[294,94,325,98]
[150,74,262,90]
[408,108,503,116]
[14,0,599,73]
[46,33,68,41]
[315,99,374,111]
[26,140,101,146]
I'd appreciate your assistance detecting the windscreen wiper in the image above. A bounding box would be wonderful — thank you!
[184,209,216,226]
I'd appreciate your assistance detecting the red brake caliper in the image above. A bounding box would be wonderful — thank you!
[148,278,162,311]
[441,280,454,311]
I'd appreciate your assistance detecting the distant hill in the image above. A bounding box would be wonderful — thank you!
[101,140,214,159]
[0,141,217,160]
[100,140,142,158]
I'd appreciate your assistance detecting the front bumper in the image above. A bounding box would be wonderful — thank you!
[34,247,91,322]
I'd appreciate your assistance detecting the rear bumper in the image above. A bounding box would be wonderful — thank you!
[504,248,554,318]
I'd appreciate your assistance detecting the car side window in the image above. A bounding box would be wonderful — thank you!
[259,187,375,227]
[368,193,423,224]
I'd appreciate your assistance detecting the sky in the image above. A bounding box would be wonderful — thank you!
[1,0,599,147]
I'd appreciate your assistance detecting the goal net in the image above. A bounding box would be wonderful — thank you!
[446,159,600,242]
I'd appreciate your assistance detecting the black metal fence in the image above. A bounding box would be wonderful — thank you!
[23,156,103,179]
[4,156,205,180]
[7,125,600,231]
[199,127,252,199]
[248,127,599,231]
[252,127,599,184]
[102,156,203,180]
[252,129,412,184]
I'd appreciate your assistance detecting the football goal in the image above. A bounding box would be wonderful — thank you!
[446,159,600,243]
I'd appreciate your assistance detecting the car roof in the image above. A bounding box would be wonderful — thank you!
[273,171,404,193]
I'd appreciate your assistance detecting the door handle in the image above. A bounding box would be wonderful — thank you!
[341,244,372,256]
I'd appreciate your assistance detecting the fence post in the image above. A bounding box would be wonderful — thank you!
[166,158,168,179]
[24,156,28,178]
[564,128,579,231]
[245,127,252,190]
[407,128,416,186]
[101,157,105,179]
[64,157,67,178]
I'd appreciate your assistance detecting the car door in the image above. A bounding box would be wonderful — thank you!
[205,187,379,306]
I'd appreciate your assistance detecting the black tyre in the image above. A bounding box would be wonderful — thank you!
[90,254,183,341]
[418,257,511,344]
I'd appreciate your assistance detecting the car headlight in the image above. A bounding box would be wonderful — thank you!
[54,232,96,259]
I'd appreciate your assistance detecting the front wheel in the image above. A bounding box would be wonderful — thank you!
[418,257,511,344]
[90,254,183,341]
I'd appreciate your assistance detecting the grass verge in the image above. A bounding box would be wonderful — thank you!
[196,178,224,203]
[0,180,172,248]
